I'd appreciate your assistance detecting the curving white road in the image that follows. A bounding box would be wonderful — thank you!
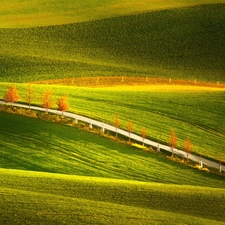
[0,100,224,172]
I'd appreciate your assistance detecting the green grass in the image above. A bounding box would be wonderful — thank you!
[1,0,224,28]
[0,169,225,225]
[1,2,225,223]
[1,83,224,162]
[0,3,225,82]
[0,111,225,188]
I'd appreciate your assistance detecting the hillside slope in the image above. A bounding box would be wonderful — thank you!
[1,169,225,225]
[1,0,223,28]
[0,111,224,187]
[0,4,224,82]
[0,83,225,161]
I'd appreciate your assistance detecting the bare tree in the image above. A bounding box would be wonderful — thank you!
[26,84,34,109]
[127,120,133,143]
[3,84,19,106]
[169,129,177,156]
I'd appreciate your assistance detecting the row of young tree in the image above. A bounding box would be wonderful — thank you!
[114,115,191,160]
[4,85,192,157]
[3,84,224,172]
[3,84,69,115]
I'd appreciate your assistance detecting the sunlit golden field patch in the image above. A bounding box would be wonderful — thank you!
[100,85,225,92]
[31,76,225,89]
[1,0,224,28]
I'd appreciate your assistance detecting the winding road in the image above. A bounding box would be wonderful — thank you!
[0,100,224,172]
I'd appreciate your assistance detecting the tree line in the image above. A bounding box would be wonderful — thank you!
[114,115,192,161]
[3,84,69,115]
[3,84,193,162]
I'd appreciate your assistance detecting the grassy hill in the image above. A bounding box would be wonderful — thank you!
[1,169,225,225]
[1,111,225,224]
[1,111,224,187]
[0,3,225,83]
[1,2,225,223]
[1,83,224,161]
[1,0,224,28]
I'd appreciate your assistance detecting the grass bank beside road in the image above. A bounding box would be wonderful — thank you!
[0,111,224,187]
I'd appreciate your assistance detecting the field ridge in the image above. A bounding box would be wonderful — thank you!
[0,3,224,83]
[1,168,225,224]
[1,0,224,28]
[31,76,225,87]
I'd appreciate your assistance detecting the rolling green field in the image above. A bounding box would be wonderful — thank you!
[1,106,224,224]
[1,169,225,225]
[1,0,224,28]
[1,111,224,187]
[1,1,225,224]
[0,3,225,83]
[1,83,224,161]
[1,111,225,224]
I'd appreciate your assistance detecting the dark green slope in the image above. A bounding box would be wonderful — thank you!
[0,4,224,82]
[0,111,225,187]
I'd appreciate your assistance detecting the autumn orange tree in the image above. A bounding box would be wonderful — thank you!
[41,90,53,113]
[169,129,177,156]
[25,84,34,109]
[127,120,133,143]
[184,137,191,162]
[57,95,69,116]
[114,115,120,137]
[3,84,19,106]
